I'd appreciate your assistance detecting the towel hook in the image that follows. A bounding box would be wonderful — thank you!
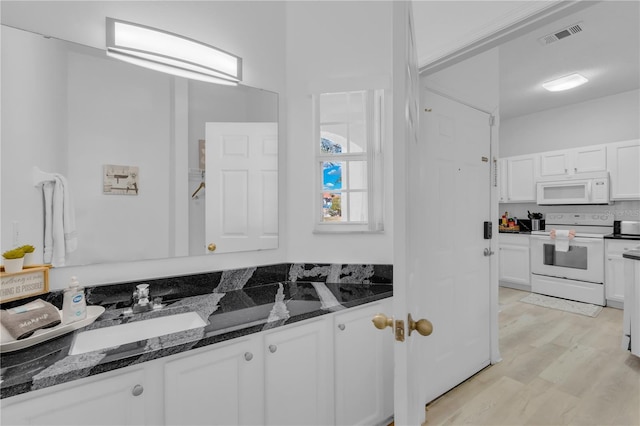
[32,166,56,187]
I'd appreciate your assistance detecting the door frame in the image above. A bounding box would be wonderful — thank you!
[392,1,589,424]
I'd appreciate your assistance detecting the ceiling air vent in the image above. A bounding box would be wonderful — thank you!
[538,22,583,45]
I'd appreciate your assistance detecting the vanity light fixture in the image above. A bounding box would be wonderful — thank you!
[542,73,588,92]
[106,18,242,85]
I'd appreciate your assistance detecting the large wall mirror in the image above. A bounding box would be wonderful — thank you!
[1,24,279,268]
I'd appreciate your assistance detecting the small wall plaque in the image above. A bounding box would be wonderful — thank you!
[0,265,50,303]
[103,164,139,195]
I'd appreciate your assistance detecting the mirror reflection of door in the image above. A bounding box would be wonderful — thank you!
[205,122,278,254]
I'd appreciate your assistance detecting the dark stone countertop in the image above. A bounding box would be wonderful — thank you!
[498,230,531,235]
[623,249,640,261]
[605,234,640,241]
[1,281,392,399]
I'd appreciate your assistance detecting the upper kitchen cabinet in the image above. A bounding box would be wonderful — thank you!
[501,154,537,203]
[607,140,640,200]
[539,145,607,177]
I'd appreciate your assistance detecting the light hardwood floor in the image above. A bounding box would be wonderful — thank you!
[423,287,640,426]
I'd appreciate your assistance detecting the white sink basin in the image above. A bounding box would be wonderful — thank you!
[69,312,207,355]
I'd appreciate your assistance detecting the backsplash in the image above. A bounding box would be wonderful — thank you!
[0,263,392,311]
[499,200,640,222]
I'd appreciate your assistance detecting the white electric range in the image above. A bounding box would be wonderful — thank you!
[530,212,613,306]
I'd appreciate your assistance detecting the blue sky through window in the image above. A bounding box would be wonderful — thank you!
[321,137,343,191]
[323,163,342,190]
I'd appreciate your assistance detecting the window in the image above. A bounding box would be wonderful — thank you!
[313,89,384,232]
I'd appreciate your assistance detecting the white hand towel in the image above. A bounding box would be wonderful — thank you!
[42,175,77,267]
[51,176,66,267]
[42,182,54,264]
[57,174,78,254]
[554,229,571,252]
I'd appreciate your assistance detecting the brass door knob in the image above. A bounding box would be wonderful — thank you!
[408,313,433,337]
[372,313,394,330]
[207,243,217,252]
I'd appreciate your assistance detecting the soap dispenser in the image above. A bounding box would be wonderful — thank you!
[62,276,87,324]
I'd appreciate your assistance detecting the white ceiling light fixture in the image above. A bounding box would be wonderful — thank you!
[542,73,588,92]
[106,18,242,86]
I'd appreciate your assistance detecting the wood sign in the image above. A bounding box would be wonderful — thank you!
[0,265,50,303]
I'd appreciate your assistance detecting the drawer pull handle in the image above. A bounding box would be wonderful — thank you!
[269,344,277,353]
[338,324,346,331]
[131,384,144,397]
[244,352,253,361]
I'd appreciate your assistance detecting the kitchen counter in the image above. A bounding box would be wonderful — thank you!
[1,281,392,399]
[499,230,531,235]
[605,234,640,241]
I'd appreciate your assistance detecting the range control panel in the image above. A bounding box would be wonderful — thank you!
[545,213,613,226]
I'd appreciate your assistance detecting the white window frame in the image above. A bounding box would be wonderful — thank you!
[312,88,384,233]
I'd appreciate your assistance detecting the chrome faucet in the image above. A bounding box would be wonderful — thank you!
[132,284,152,313]
[123,284,164,315]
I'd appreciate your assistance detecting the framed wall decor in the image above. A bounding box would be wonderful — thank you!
[103,165,139,195]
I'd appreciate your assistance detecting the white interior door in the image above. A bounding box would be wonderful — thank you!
[417,90,492,404]
[205,122,278,254]
[390,5,493,416]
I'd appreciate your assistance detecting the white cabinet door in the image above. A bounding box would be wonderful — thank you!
[608,140,640,200]
[264,318,332,426]
[539,151,570,177]
[539,146,606,177]
[506,155,537,202]
[605,240,637,304]
[606,255,626,304]
[573,145,607,174]
[334,300,393,425]
[164,337,264,426]
[1,367,148,426]
[498,234,530,288]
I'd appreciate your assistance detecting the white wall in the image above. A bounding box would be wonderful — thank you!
[67,48,173,265]
[284,1,394,264]
[1,27,68,263]
[500,89,640,157]
[1,1,288,289]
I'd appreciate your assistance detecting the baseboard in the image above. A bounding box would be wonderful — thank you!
[606,299,624,310]
[499,281,531,292]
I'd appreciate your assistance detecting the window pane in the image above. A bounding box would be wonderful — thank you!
[347,161,367,190]
[348,192,368,222]
[348,91,366,119]
[348,92,366,154]
[349,121,366,153]
[322,161,342,191]
[320,92,348,122]
[322,192,342,222]
[320,125,345,154]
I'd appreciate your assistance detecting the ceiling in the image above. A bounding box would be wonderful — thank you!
[413,1,640,120]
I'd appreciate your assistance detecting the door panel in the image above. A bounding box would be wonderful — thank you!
[418,90,492,405]
[205,122,278,254]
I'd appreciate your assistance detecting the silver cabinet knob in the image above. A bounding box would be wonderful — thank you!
[268,344,277,353]
[131,384,144,397]
[244,352,253,361]
[338,324,346,331]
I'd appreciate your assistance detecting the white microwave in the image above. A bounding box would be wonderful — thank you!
[536,172,610,205]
